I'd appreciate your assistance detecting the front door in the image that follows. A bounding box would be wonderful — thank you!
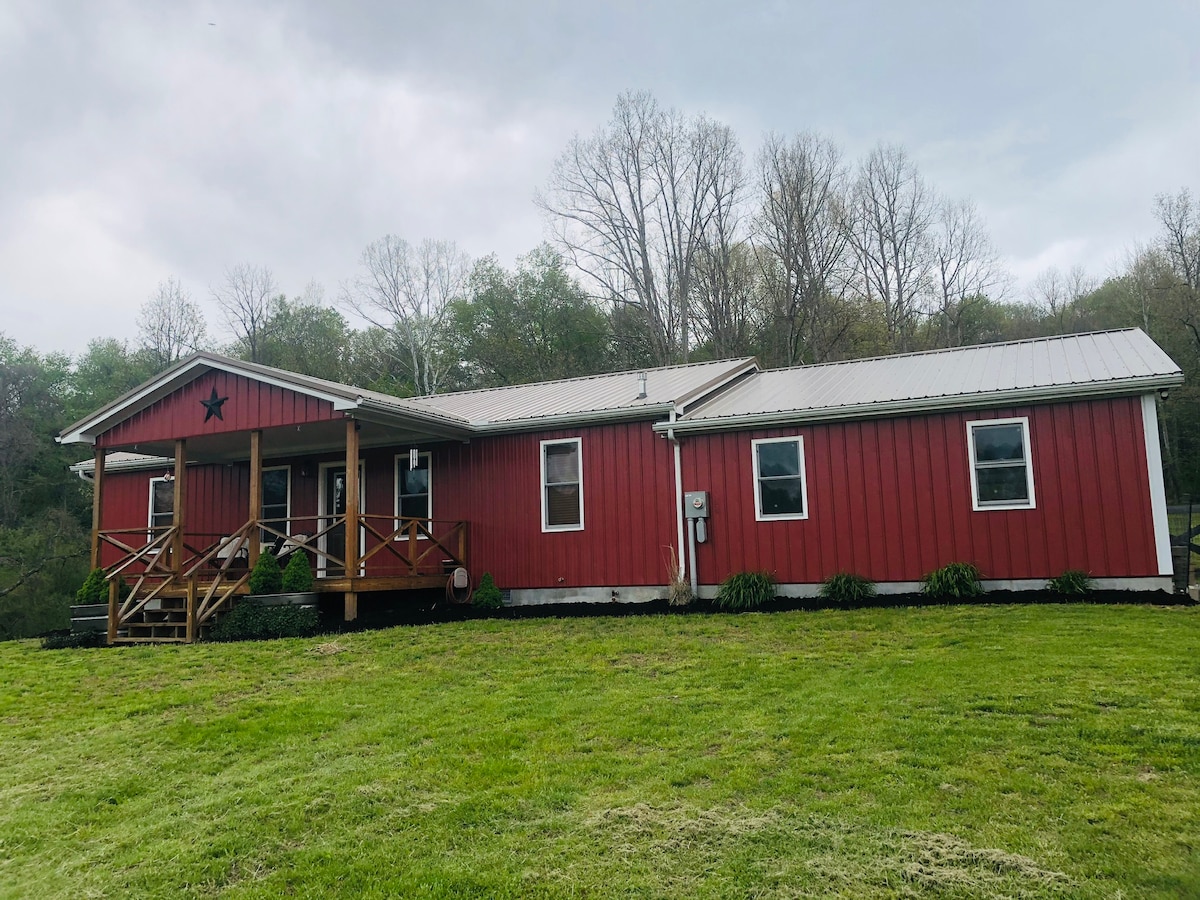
[319,464,364,577]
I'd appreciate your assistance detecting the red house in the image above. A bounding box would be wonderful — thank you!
[61,329,1182,643]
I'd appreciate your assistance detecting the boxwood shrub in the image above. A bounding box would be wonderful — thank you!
[472,573,503,610]
[210,598,319,642]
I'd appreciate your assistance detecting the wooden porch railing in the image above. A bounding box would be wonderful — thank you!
[96,513,468,642]
[358,515,468,575]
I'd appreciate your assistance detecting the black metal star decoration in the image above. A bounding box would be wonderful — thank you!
[200,386,229,422]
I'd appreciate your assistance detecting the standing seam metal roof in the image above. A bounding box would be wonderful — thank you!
[672,329,1182,427]
[407,357,757,425]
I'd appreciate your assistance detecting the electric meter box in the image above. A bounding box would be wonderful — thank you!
[684,491,709,518]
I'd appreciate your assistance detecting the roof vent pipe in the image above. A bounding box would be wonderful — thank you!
[636,372,647,400]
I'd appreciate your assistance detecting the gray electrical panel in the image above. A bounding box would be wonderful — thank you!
[684,491,709,518]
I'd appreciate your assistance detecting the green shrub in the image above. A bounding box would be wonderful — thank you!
[714,571,776,611]
[75,568,108,605]
[922,562,984,599]
[819,572,877,605]
[472,573,503,610]
[1047,570,1093,596]
[248,551,283,595]
[281,551,314,593]
[42,631,105,650]
[210,599,319,642]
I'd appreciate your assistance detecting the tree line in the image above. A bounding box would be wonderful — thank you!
[1,91,1197,638]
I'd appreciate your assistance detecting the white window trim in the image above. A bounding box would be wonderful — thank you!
[147,476,174,535]
[966,416,1036,511]
[260,465,291,538]
[752,436,810,522]
[316,461,366,577]
[540,437,584,532]
[393,452,432,540]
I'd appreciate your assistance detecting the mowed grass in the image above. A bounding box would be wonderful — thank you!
[1,605,1198,898]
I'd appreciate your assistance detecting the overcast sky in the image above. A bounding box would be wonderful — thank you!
[2,0,1197,356]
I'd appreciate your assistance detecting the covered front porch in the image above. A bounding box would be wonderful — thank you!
[90,420,470,645]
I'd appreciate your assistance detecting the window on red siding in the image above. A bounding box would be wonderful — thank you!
[752,437,808,521]
[967,418,1036,510]
[541,438,583,531]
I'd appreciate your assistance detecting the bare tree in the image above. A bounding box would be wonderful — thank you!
[754,132,855,364]
[848,144,935,352]
[692,241,760,358]
[1155,188,1200,350]
[931,199,1008,347]
[137,277,207,369]
[212,264,277,363]
[341,236,470,396]
[538,91,745,365]
[1028,265,1096,334]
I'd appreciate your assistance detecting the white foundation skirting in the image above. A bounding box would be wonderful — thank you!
[506,577,1173,606]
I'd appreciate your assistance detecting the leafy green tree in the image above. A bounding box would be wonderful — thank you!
[257,297,351,381]
[64,338,156,424]
[0,336,91,638]
[447,247,611,389]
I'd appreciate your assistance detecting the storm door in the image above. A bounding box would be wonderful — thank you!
[318,463,364,577]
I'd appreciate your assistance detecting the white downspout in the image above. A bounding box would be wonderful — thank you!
[668,408,686,583]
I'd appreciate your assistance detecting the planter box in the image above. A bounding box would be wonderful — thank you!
[70,604,108,633]
[252,592,319,609]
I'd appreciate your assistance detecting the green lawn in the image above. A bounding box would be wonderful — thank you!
[1,605,1198,898]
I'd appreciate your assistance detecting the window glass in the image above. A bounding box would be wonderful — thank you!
[754,438,807,519]
[757,440,801,478]
[397,455,431,523]
[543,440,582,529]
[150,479,173,532]
[973,424,1025,462]
[261,468,290,540]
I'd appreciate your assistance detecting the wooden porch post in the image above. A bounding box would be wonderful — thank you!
[185,577,197,643]
[344,418,360,622]
[248,429,263,568]
[106,578,118,645]
[90,447,105,570]
[171,439,186,572]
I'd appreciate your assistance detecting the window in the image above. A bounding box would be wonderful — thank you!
[261,466,290,541]
[394,452,431,535]
[541,438,583,531]
[752,437,808,521]
[148,477,174,534]
[967,417,1035,510]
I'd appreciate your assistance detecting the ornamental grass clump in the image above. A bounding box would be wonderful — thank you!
[1047,569,1094,597]
[819,572,877,606]
[714,571,776,611]
[922,562,984,600]
[248,551,283,595]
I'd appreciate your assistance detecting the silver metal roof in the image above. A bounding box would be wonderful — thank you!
[411,357,758,428]
[667,329,1183,433]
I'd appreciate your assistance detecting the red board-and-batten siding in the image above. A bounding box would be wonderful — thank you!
[683,396,1158,584]
[96,371,339,448]
[94,421,679,588]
